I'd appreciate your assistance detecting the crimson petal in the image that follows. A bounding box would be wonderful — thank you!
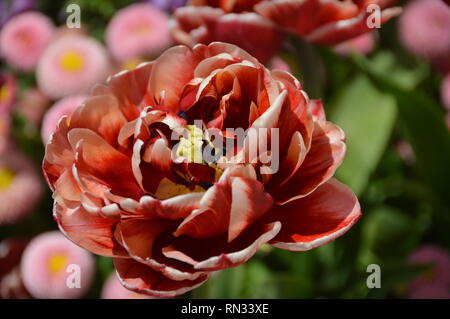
[265,178,361,251]
[114,258,208,297]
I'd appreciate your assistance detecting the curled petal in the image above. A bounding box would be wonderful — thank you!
[271,121,346,204]
[107,61,155,120]
[114,258,208,297]
[43,116,73,188]
[117,218,174,261]
[163,221,281,271]
[69,94,127,147]
[265,178,361,251]
[68,128,143,199]
[54,203,127,257]
[119,192,203,220]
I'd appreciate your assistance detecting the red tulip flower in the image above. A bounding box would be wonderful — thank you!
[254,0,401,45]
[171,0,401,59]
[43,42,361,297]
[171,0,284,63]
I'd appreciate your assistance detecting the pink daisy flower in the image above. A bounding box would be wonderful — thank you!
[0,11,55,71]
[21,231,95,299]
[399,0,450,59]
[0,74,17,115]
[0,149,43,225]
[408,244,450,296]
[442,73,450,110]
[408,283,450,299]
[101,273,152,299]
[41,95,87,144]
[334,32,376,57]
[36,34,110,99]
[106,3,172,62]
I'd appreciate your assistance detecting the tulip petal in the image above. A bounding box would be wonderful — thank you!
[107,61,155,120]
[162,221,281,271]
[150,45,206,112]
[43,116,73,188]
[228,177,273,241]
[69,94,127,147]
[266,178,361,251]
[255,0,359,35]
[54,203,127,257]
[68,128,143,199]
[305,7,402,45]
[114,258,208,297]
[118,218,173,261]
[271,121,346,204]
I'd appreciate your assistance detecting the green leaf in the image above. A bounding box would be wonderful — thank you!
[329,74,397,195]
[207,265,246,298]
[360,206,422,260]
[344,263,429,298]
[351,54,450,207]
[370,51,429,90]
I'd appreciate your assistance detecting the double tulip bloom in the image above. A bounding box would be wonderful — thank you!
[43,42,361,297]
[171,0,401,62]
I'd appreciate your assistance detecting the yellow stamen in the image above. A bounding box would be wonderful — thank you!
[176,125,205,164]
[0,168,15,190]
[48,253,68,275]
[155,178,203,200]
[60,51,84,72]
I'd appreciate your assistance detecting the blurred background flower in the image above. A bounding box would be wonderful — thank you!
[143,0,187,13]
[407,245,450,298]
[399,0,450,60]
[0,73,16,113]
[20,231,95,299]
[36,34,109,98]
[106,3,172,62]
[0,11,55,71]
[333,33,377,57]
[0,149,43,225]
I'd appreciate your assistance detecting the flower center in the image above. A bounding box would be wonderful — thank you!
[131,24,152,35]
[48,253,68,275]
[60,51,84,72]
[16,30,32,47]
[0,84,11,103]
[0,168,15,190]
